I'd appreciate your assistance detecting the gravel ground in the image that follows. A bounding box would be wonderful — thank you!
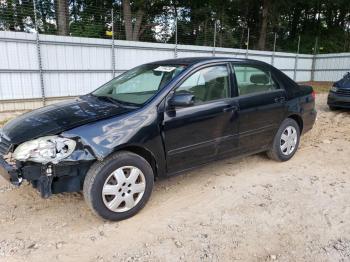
[0,93,349,262]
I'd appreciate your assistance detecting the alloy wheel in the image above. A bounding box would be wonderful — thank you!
[102,166,146,212]
[280,126,298,156]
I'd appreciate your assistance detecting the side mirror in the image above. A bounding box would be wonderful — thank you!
[168,93,195,107]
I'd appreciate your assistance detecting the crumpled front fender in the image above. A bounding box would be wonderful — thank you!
[61,147,96,162]
[62,108,159,160]
[61,106,167,177]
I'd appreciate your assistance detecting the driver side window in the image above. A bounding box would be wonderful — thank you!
[175,65,229,104]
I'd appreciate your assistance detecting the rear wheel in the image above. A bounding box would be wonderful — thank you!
[267,118,300,162]
[329,105,338,111]
[83,151,154,221]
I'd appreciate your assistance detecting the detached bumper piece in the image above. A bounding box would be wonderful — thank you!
[0,156,22,186]
[32,174,54,199]
[1,158,92,198]
[0,159,53,198]
[18,165,52,198]
[24,164,88,198]
[29,164,85,198]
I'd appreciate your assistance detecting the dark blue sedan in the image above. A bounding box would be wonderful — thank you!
[328,72,350,110]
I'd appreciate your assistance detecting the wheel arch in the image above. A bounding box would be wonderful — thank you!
[111,144,159,179]
[287,114,303,133]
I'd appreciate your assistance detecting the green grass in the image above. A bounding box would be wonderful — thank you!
[299,81,332,93]
[0,118,11,127]
[312,84,331,93]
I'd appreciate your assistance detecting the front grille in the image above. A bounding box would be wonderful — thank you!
[0,131,12,156]
[336,88,350,96]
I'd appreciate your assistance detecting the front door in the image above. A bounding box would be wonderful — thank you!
[163,64,239,174]
[231,63,287,153]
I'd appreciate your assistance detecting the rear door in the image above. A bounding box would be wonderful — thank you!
[163,64,239,174]
[231,63,287,153]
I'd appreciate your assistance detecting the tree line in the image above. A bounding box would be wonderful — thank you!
[1,0,350,54]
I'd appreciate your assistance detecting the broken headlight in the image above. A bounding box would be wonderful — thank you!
[330,85,338,92]
[13,136,76,164]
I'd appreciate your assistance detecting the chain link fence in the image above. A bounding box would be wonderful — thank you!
[1,0,350,112]
[2,0,349,55]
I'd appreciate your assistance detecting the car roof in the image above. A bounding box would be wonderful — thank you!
[148,57,268,66]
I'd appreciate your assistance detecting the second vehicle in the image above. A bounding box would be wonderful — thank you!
[328,72,350,110]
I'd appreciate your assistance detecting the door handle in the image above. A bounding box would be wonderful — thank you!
[274,97,286,103]
[223,105,239,112]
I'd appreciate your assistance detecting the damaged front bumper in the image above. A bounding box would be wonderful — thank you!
[0,156,22,186]
[0,150,95,198]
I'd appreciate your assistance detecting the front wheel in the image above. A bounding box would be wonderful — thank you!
[83,151,154,221]
[267,118,300,162]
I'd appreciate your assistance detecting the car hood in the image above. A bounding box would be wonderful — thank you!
[2,95,134,145]
[334,75,350,89]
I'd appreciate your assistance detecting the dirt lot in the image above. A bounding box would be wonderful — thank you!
[0,93,349,262]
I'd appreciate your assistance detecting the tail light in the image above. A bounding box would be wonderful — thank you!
[311,90,316,100]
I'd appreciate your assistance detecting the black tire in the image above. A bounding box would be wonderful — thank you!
[329,105,337,111]
[83,151,154,221]
[267,118,300,162]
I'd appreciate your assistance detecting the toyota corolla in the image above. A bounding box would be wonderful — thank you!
[0,57,317,221]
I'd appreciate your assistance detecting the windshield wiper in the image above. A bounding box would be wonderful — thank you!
[96,95,120,105]
[92,95,140,108]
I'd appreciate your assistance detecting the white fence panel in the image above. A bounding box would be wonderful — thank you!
[0,32,38,70]
[115,41,175,70]
[0,72,42,99]
[43,72,111,97]
[41,43,112,70]
[0,31,42,101]
[177,45,214,58]
[313,53,350,81]
[1,31,350,111]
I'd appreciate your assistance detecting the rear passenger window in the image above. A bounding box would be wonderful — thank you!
[232,65,278,96]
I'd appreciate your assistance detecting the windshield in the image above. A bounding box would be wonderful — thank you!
[92,64,187,105]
